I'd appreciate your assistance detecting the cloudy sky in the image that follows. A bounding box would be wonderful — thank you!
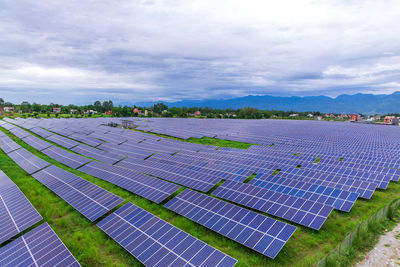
[1,0,400,105]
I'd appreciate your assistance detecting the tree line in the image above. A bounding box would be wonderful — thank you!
[0,98,329,119]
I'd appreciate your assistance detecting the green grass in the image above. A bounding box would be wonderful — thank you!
[2,125,400,266]
[133,128,255,149]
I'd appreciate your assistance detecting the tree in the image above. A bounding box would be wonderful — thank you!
[153,103,168,114]
[20,101,31,113]
[0,98,4,107]
[94,100,102,112]
[102,100,113,111]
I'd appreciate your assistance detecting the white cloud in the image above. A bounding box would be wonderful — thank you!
[1,0,400,103]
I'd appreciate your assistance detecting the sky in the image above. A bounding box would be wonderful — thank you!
[1,0,400,105]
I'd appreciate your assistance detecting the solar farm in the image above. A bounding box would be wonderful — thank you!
[1,117,400,266]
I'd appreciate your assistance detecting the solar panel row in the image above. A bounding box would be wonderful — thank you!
[47,134,80,149]
[7,148,50,174]
[97,202,238,266]
[0,135,21,154]
[117,159,221,192]
[0,223,81,266]
[22,134,53,151]
[32,165,124,221]
[0,170,43,244]
[42,145,91,169]
[72,144,125,164]
[213,180,333,230]
[165,189,296,258]
[78,161,180,204]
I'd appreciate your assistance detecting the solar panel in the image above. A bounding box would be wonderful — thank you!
[7,148,50,174]
[47,134,80,149]
[0,122,17,130]
[78,161,180,203]
[69,133,104,147]
[72,144,125,164]
[0,170,43,244]
[32,165,124,221]
[165,189,296,258]
[116,160,221,192]
[97,202,237,266]
[212,180,333,230]
[0,135,21,154]
[250,174,358,212]
[42,145,91,169]
[9,127,30,139]
[30,127,53,138]
[0,223,81,266]
[22,135,53,151]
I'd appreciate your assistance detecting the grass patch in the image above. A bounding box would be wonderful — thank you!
[133,129,255,149]
[3,124,400,266]
[314,157,321,164]
[243,173,257,183]
[325,209,400,267]
[272,169,281,175]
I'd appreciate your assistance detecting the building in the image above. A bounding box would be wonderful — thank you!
[349,114,360,122]
[194,111,201,116]
[133,108,141,115]
[384,116,399,125]
[70,109,77,114]
[144,110,149,116]
[307,113,314,118]
[0,106,3,115]
[4,107,14,112]
[104,110,112,115]
[289,113,299,117]
[339,114,348,119]
[53,107,61,113]
[375,115,381,120]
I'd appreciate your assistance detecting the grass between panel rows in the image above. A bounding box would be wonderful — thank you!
[1,124,400,266]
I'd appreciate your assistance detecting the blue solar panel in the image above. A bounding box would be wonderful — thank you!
[212,180,333,230]
[165,189,296,258]
[78,161,180,203]
[7,148,50,174]
[47,134,80,149]
[0,223,81,266]
[72,144,125,164]
[9,127,30,139]
[22,134,53,151]
[32,165,124,221]
[42,145,91,169]
[0,135,21,153]
[116,159,221,192]
[30,127,53,138]
[0,170,43,244]
[97,202,237,266]
[250,174,359,212]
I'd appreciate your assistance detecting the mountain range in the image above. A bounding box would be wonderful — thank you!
[127,92,400,114]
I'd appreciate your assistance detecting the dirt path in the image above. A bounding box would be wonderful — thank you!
[356,223,400,267]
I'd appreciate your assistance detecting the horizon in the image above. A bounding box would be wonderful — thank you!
[1,1,400,105]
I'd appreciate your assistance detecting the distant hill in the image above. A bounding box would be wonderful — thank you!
[126,92,400,114]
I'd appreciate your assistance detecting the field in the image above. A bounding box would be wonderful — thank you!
[1,117,400,266]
